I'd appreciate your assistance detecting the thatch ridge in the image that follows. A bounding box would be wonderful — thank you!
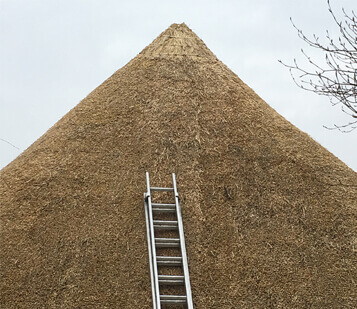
[1,23,356,308]
[139,23,218,61]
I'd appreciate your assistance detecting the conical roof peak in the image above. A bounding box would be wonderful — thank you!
[139,23,218,61]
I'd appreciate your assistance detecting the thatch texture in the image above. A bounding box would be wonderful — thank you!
[1,23,356,308]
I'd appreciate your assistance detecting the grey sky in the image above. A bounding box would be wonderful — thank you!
[1,0,356,171]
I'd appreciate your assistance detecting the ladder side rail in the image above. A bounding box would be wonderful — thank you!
[146,172,161,309]
[144,194,157,309]
[172,173,194,309]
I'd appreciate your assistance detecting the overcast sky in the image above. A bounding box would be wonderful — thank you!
[1,0,356,171]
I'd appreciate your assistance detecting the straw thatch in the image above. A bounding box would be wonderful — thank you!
[1,23,356,308]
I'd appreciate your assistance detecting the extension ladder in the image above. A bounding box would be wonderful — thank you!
[144,172,193,309]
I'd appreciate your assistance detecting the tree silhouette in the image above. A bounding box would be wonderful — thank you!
[280,0,357,132]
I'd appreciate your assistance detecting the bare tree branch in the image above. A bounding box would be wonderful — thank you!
[279,0,357,131]
[0,138,20,150]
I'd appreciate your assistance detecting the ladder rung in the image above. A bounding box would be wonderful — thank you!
[153,207,176,213]
[158,275,185,285]
[154,226,178,230]
[155,238,180,248]
[153,220,178,230]
[153,220,178,225]
[157,256,182,266]
[151,203,176,208]
[152,203,176,213]
[150,187,174,192]
[160,295,187,304]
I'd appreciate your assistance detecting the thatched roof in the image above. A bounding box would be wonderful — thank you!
[1,23,356,308]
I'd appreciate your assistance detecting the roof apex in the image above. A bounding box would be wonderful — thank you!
[139,23,218,60]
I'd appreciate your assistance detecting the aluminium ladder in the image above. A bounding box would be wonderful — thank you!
[144,172,193,309]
